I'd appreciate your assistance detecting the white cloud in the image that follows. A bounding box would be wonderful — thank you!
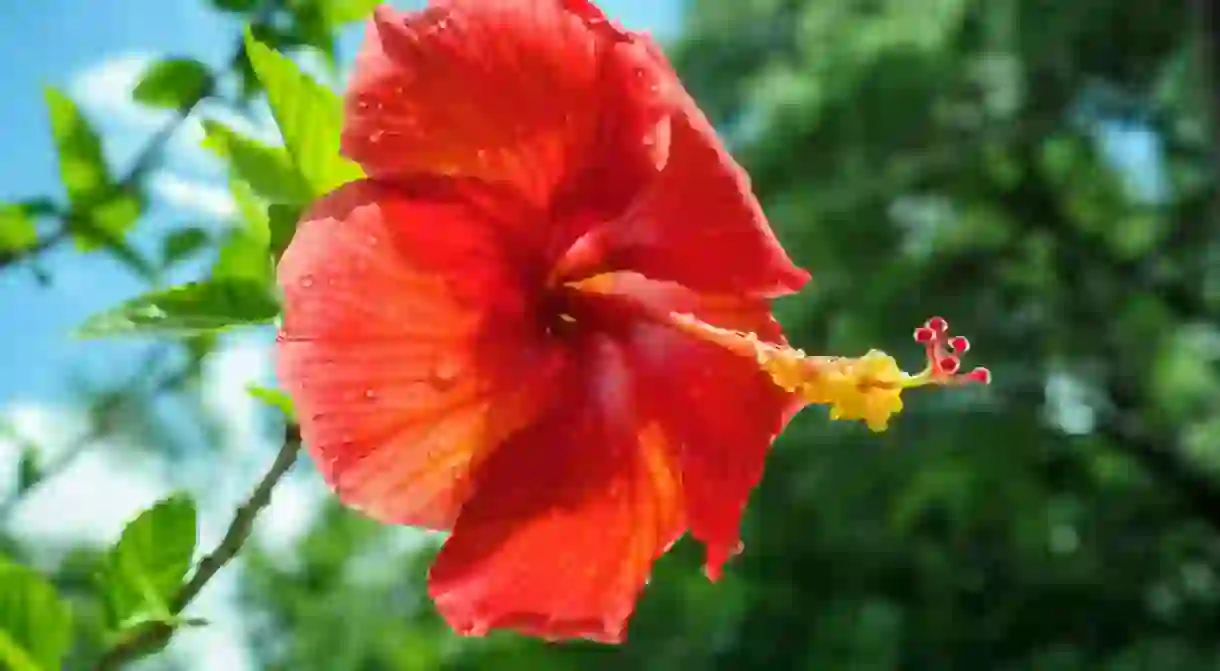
[150,173,237,219]
[0,402,166,546]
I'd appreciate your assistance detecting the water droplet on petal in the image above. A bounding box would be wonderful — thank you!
[369,130,384,143]
[300,275,314,288]
[431,357,461,385]
[363,388,377,401]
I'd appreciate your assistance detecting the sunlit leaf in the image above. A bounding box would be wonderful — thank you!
[243,30,363,195]
[76,279,280,338]
[161,227,211,268]
[133,58,214,110]
[0,557,72,671]
[0,203,39,253]
[202,120,311,204]
[44,88,144,254]
[214,181,272,283]
[44,87,107,205]
[99,495,197,631]
[248,384,297,421]
[74,190,147,268]
[320,0,382,26]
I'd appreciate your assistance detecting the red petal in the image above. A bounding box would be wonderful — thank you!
[429,334,684,642]
[574,40,809,297]
[344,2,604,211]
[582,274,798,579]
[277,180,558,530]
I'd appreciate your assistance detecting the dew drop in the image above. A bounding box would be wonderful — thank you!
[369,130,384,143]
[300,275,314,288]
[430,356,461,385]
[363,388,377,401]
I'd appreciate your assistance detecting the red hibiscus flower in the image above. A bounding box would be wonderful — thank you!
[276,0,989,644]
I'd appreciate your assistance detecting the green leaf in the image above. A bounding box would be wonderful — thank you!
[0,557,72,671]
[161,227,211,268]
[243,30,363,195]
[247,385,297,421]
[214,181,273,282]
[45,88,144,252]
[45,87,108,204]
[133,58,214,110]
[16,448,40,493]
[267,202,302,262]
[76,279,280,338]
[212,0,258,12]
[321,0,382,26]
[74,189,144,257]
[201,120,311,204]
[0,203,39,252]
[99,495,197,631]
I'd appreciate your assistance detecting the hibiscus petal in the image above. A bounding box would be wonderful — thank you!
[429,335,684,642]
[584,275,799,579]
[277,180,558,530]
[343,1,604,211]
[579,40,810,297]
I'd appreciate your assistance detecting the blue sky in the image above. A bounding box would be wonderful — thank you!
[0,3,681,669]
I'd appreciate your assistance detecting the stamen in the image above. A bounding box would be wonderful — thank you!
[666,312,991,433]
[948,335,969,353]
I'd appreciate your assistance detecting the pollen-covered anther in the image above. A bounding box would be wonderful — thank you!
[967,367,992,385]
[913,327,936,343]
[937,356,960,375]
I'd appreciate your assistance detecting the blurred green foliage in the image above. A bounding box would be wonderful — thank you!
[3,0,1220,668]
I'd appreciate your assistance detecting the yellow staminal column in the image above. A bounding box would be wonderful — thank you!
[669,315,991,431]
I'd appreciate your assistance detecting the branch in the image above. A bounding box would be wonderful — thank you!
[0,17,262,273]
[92,424,302,671]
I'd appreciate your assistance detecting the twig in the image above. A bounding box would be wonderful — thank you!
[91,424,302,671]
[0,16,260,273]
